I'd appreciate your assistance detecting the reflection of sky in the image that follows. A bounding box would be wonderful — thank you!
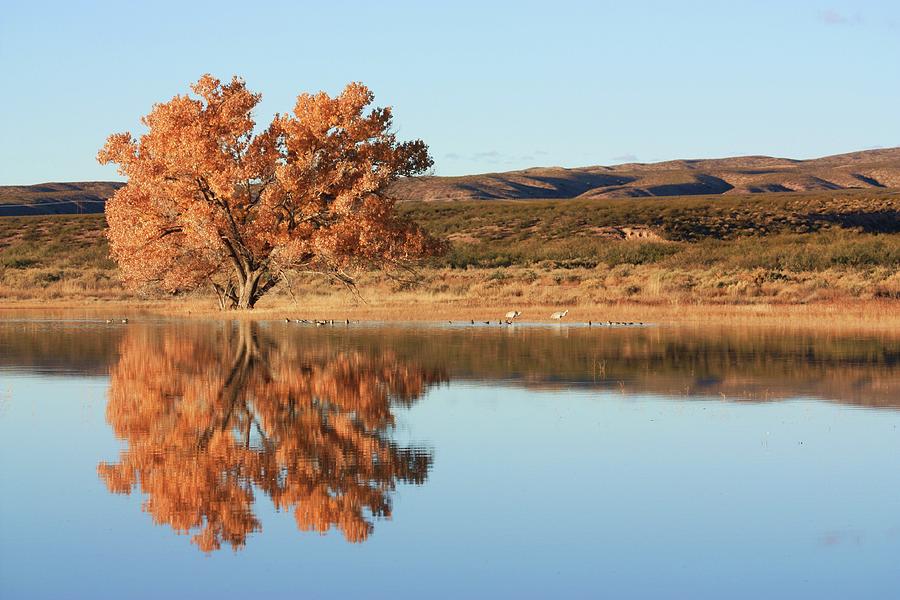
[1,376,899,599]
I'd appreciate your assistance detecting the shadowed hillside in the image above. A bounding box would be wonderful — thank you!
[389,147,900,201]
[2,149,898,215]
[0,181,123,216]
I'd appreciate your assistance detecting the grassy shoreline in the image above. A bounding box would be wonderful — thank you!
[2,192,898,331]
[3,296,898,333]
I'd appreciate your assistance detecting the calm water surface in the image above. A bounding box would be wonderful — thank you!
[1,317,898,599]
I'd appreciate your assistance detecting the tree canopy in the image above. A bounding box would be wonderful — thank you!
[98,75,444,309]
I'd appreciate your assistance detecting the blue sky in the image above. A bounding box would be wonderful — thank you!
[0,0,897,184]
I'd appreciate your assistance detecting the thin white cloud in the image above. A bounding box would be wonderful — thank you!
[442,149,548,167]
[818,9,861,25]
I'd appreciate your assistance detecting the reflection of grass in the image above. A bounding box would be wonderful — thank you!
[1,191,899,311]
[308,326,900,407]
[1,321,897,408]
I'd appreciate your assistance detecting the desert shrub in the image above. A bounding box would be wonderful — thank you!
[30,269,64,286]
[598,241,681,266]
[825,238,899,268]
[520,270,539,284]
[2,256,39,269]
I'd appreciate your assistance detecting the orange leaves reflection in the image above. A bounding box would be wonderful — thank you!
[98,324,443,551]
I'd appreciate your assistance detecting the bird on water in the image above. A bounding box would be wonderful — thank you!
[550,310,568,320]
[505,310,521,320]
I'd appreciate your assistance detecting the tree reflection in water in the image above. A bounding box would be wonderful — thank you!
[98,323,445,552]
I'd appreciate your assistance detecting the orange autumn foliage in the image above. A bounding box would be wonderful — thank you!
[98,323,444,551]
[98,75,444,309]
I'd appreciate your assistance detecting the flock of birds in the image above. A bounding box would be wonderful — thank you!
[276,310,643,327]
[284,318,357,326]
[452,310,643,326]
[104,312,644,327]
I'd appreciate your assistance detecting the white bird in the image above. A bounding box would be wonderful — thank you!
[550,310,568,320]
[121,318,129,324]
[505,310,522,320]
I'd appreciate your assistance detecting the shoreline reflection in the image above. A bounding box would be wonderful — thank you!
[1,321,896,408]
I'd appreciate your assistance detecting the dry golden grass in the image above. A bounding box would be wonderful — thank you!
[3,266,898,333]
[2,195,898,333]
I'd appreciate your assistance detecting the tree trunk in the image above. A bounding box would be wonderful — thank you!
[213,282,238,310]
[235,270,263,310]
[215,268,279,311]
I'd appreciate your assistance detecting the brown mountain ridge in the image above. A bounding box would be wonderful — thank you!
[388,147,900,201]
[0,181,123,216]
[1,148,898,215]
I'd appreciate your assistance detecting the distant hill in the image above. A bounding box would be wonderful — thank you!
[0,182,123,216]
[389,147,900,201]
[2,148,898,215]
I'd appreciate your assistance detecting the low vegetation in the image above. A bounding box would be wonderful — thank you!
[1,191,898,311]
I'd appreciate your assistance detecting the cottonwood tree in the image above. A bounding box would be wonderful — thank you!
[98,75,444,309]
[98,323,443,551]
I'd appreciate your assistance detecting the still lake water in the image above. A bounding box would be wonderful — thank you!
[1,317,899,599]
